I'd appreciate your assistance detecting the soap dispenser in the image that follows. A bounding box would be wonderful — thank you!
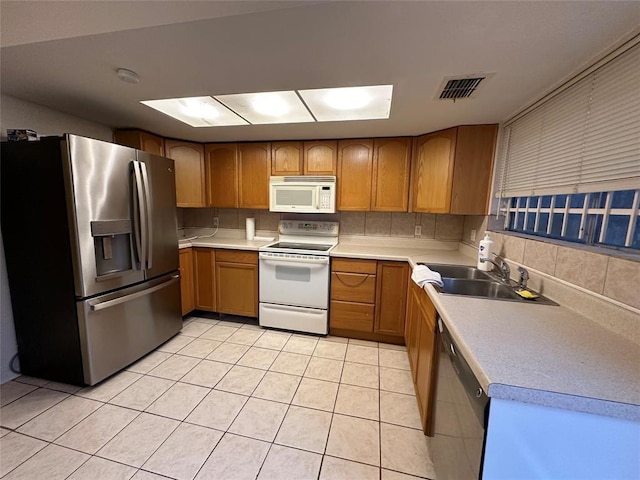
[477,233,493,271]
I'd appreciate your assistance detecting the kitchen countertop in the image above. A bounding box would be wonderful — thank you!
[178,236,274,251]
[178,234,640,421]
[335,240,640,421]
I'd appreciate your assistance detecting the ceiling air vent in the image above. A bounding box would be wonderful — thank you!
[437,74,492,100]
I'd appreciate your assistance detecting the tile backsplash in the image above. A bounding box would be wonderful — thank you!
[180,208,465,241]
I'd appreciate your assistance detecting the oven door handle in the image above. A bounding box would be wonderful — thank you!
[259,254,329,265]
[261,303,326,315]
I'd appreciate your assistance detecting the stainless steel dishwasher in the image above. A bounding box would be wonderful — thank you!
[431,318,489,480]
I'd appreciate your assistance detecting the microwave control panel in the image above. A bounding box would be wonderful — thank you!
[319,188,332,209]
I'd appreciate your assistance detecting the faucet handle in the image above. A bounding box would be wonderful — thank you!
[517,266,529,289]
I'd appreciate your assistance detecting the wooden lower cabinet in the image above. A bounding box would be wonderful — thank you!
[179,248,195,316]
[375,262,409,336]
[330,257,407,343]
[193,248,216,311]
[215,250,258,317]
[405,275,439,435]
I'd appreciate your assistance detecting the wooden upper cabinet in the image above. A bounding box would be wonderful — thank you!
[238,143,271,209]
[113,130,165,156]
[411,128,457,214]
[303,141,337,175]
[337,139,374,211]
[371,137,411,212]
[205,143,238,208]
[164,140,206,208]
[271,142,302,176]
[450,125,498,214]
[410,125,497,214]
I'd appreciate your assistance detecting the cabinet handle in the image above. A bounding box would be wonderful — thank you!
[334,272,371,287]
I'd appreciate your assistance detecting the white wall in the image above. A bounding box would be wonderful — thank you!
[0,94,113,383]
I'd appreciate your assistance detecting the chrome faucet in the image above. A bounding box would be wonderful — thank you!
[480,254,511,284]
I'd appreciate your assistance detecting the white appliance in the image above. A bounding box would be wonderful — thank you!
[269,176,336,213]
[259,220,339,334]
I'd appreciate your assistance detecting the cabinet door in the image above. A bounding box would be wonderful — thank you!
[193,248,216,311]
[272,142,302,176]
[450,125,498,215]
[411,128,457,213]
[416,289,438,435]
[406,283,421,377]
[165,140,206,207]
[216,262,258,317]
[371,138,411,212]
[179,248,195,316]
[303,141,337,175]
[337,139,373,211]
[205,143,238,208]
[375,262,409,336]
[238,143,271,209]
[113,130,164,156]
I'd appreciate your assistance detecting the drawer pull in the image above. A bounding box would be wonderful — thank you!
[334,272,371,287]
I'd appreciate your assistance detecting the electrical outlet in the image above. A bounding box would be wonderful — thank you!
[414,225,422,236]
[470,229,477,242]
[213,217,219,227]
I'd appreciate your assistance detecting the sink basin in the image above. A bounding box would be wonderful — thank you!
[419,264,493,280]
[441,278,520,299]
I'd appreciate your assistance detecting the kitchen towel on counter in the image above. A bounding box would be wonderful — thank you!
[411,265,444,288]
[246,218,255,240]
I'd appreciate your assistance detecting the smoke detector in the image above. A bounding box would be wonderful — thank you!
[116,68,140,84]
[436,73,494,100]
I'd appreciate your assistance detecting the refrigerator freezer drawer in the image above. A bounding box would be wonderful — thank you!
[77,273,182,385]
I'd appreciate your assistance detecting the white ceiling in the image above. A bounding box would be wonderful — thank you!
[2,1,639,143]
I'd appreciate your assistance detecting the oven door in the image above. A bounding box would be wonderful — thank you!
[259,253,329,309]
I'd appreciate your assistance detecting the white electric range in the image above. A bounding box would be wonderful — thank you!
[258,220,339,335]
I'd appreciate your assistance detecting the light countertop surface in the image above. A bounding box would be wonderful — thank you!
[178,235,640,421]
[179,236,274,251]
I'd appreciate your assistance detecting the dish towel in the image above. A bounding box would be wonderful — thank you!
[411,265,444,288]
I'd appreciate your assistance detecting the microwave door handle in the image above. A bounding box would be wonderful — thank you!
[314,186,319,209]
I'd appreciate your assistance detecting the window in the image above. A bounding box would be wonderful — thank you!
[496,38,640,252]
[500,190,640,250]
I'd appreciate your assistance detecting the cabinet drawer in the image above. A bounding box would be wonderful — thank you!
[215,249,258,265]
[332,258,377,274]
[331,272,376,303]
[330,301,374,332]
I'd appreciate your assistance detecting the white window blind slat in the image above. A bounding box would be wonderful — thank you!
[499,42,640,198]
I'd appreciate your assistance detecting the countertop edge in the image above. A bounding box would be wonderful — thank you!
[487,384,640,422]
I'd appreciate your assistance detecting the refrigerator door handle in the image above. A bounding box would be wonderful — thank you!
[131,161,143,268]
[140,161,153,269]
[89,274,179,311]
[132,161,148,270]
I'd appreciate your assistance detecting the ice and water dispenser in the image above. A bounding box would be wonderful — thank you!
[90,220,134,278]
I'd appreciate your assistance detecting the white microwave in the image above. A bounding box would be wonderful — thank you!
[269,176,336,213]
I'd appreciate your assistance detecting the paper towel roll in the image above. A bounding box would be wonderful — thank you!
[246,217,255,241]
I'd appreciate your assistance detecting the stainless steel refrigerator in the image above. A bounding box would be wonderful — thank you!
[1,134,182,385]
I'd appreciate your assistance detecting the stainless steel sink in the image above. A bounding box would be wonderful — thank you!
[441,278,520,299]
[419,264,492,280]
[420,263,558,305]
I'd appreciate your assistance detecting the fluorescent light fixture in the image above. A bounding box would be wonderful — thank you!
[140,96,248,127]
[214,91,314,124]
[299,85,393,121]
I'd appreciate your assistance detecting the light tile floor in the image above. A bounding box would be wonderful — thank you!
[0,316,436,480]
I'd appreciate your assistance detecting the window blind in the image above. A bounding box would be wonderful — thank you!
[498,41,640,198]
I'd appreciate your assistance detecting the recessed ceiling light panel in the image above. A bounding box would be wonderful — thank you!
[214,91,314,125]
[140,96,248,127]
[299,85,393,121]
